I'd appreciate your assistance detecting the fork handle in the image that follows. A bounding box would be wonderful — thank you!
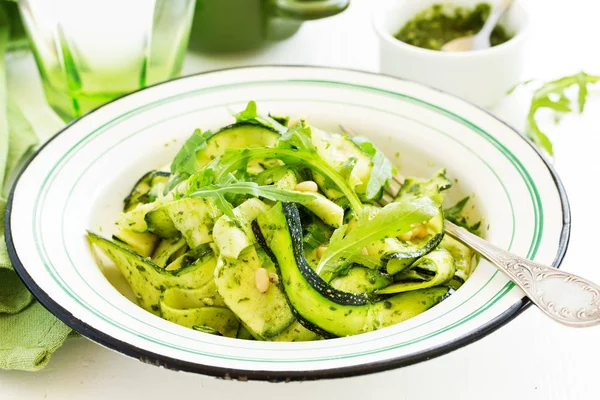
[444,220,600,327]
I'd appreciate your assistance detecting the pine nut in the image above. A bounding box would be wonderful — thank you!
[295,181,319,192]
[411,223,429,239]
[398,231,413,241]
[268,272,279,283]
[316,246,328,259]
[398,223,428,242]
[255,268,270,293]
[361,247,369,255]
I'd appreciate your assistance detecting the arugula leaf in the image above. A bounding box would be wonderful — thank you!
[278,120,315,151]
[199,146,364,212]
[269,114,290,127]
[166,160,221,196]
[233,100,258,120]
[519,72,600,155]
[203,188,235,219]
[316,197,439,282]
[188,180,315,219]
[232,101,288,134]
[347,253,383,269]
[444,196,481,235]
[164,172,190,194]
[351,136,394,200]
[303,224,332,249]
[444,196,469,219]
[170,129,212,176]
[253,166,292,186]
[168,106,299,194]
[279,123,347,193]
[340,157,357,181]
[303,232,327,249]
[189,181,314,203]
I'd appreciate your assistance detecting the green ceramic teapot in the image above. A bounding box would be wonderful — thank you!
[188,0,350,52]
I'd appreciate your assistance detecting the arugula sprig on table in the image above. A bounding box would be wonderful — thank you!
[516,71,600,156]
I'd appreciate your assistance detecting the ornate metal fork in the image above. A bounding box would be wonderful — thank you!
[379,171,600,327]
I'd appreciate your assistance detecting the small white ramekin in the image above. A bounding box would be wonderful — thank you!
[373,0,529,107]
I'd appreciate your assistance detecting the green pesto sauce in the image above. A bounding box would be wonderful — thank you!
[395,3,513,51]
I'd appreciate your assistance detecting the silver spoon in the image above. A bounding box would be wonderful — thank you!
[441,0,513,52]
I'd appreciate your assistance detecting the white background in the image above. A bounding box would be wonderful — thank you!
[2,0,600,398]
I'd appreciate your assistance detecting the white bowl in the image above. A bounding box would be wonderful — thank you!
[6,66,569,380]
[373,0,530,107]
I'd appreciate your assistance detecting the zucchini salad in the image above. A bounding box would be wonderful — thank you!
[88,101,479,341]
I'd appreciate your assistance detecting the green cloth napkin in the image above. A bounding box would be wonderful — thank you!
[0,3,71,371]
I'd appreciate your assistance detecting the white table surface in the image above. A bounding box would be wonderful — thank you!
[2,0,600,398]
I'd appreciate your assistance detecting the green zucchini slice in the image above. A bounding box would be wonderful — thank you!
[161,283,226,309]
[256,203,448,337]
[275,169,344,228]
[144,204,179,238]
[300,192,344,228]
[330,267,393,294]
[112,228,158,258]
[383,170,453,274]
[160,286,238,337]
[165,247,214,272]
[146,197,223,247]
[440,235,476,281]
[151,237,187,268]
[396,169,453,204]
[88,232,216,314]
[377,248,456,294]
[123,170,170,212]
[384,217,444,275]
[117,202,157,233]
[268,321,322,342]
[236,325,255,340]
[195,122,280,169]
[301,213,334,250]
[214,246,295,340]
[212,198,270,259]
[161,305,239,338]
[310,127,373,199]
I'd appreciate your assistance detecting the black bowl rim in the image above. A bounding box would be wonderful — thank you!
[5,65,571,382]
